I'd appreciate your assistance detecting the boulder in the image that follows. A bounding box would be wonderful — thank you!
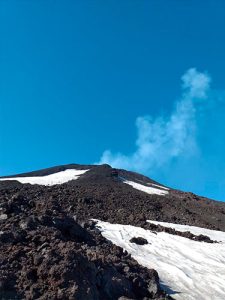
[130,237,148,245]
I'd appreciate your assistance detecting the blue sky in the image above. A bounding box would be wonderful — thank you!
[0,1,225,201]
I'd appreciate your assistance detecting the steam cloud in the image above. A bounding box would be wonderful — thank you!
[98,68,211,174]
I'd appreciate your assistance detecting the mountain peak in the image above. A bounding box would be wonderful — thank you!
[0,164,225,299]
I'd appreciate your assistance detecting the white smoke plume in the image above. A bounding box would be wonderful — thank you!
[98,68,211,173]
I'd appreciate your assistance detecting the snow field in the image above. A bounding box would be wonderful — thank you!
[95,220,225,300]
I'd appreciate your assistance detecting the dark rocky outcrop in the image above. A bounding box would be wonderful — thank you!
[143,223,217,243]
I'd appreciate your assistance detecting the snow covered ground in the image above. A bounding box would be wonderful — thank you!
[95,220,225,300]
[123,179,169,196]
[0,169,89,186]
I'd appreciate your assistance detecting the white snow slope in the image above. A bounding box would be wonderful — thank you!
[95,220,225,300]
[123,180,169,196]
[0,169,89,186]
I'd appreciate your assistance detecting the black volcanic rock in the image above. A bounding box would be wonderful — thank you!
[143,223,217,243]
[0,206,170,300]
[130,237,148,245]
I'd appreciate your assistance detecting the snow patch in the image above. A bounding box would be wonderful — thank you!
[123,179,169,196]
[151,183,169,190]
[95,220,225,300]
[0,169,89,186]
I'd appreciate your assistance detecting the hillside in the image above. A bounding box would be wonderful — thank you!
[0,164,225,299]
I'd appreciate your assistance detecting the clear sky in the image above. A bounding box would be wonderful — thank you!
[1,1,225,201]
